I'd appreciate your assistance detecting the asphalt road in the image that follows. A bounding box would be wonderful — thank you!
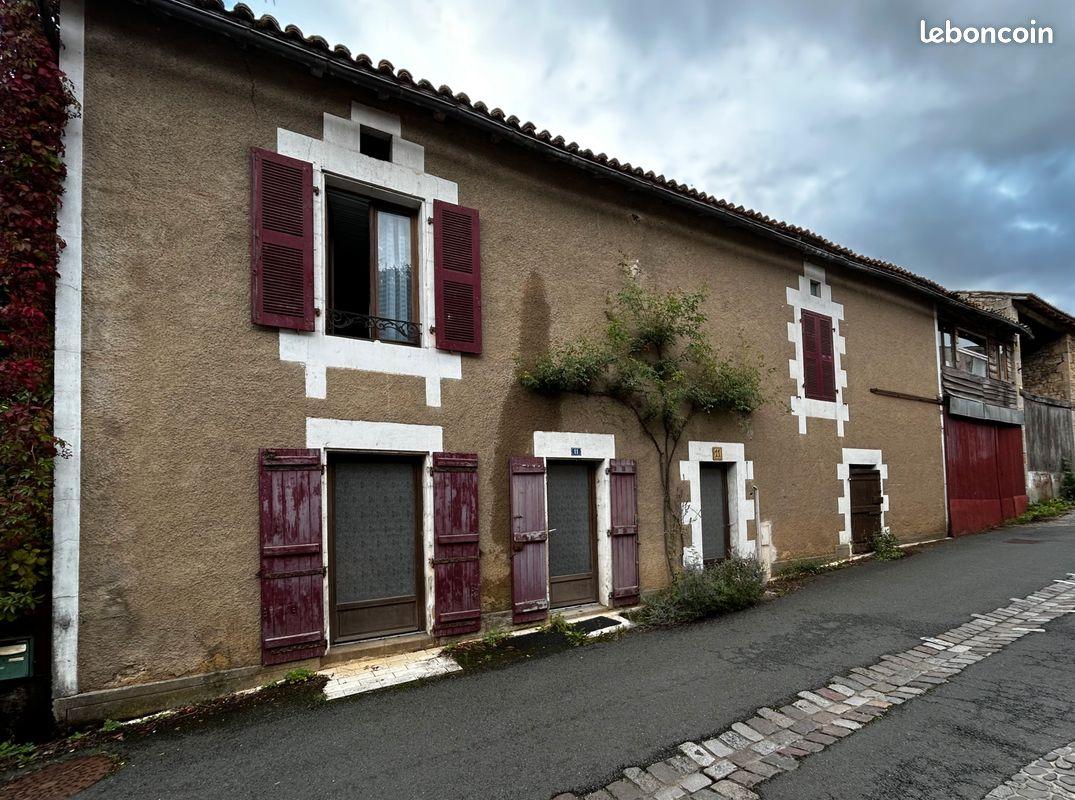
[81,515,1075,800]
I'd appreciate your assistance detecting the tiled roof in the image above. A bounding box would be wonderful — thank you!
[144,0,1024,331]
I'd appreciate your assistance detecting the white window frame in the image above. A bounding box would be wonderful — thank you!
[277,103,462,407]
[678,441,755,568]
[787,262,848,436]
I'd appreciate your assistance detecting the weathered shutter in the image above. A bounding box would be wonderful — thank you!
[509,456,549,623]
[609,459,640,607]
[432,452,481,636]
[251,148,314,331]
[801,310,836,401]
[433,200,482,353]
[259,448,325,665]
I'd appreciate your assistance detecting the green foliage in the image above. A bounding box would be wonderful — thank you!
[871,530,904,561]
[1012,498,1073,524]
[0,0,76,622]
[481,626,509,648]
[0,739,37,765]
[282,667,317,685]
[519,265,770,576]
[100,719,122,733]
[540,613,587,646]
[630,558,766,627]
[1059,459,1075,502]
[776,559,833,579]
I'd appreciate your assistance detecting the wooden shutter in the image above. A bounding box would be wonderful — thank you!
[433,199,482,353]
[609,459,640,607]
[251,148,314,331]
[258,448,325,665]
[509,456,548,623]
[432,452,481,636]
[801,310,836,401]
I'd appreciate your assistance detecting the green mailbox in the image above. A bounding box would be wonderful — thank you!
[0,637,32,681]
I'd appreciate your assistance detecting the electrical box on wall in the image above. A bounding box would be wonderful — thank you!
[0,637,32,681]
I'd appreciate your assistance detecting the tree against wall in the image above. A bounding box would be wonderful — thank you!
[519,262,770,578]
[0,0,75,621]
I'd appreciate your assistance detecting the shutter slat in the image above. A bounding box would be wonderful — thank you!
[609,458,640,606]
[509,456,549,623]
[434,200,482,353]
[259,448,325,665]
[801,310,836,402]
[251,148,314,331]
[432,452,482,636]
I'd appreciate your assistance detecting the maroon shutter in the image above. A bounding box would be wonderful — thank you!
[432,452,481,636]
[801,310,836,401]
[258,448,325,665]
[509,456,548,623]
[433,200,482,353]
[251,148,314,331]
[609,459,640,607]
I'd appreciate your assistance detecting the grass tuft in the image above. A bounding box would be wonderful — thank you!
[630,557,766,627]
[1012,498,1073,525]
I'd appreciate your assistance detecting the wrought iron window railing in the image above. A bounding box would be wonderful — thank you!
[329,309,421,346]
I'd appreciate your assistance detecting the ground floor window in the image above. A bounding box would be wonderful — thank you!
[329,454,424,642]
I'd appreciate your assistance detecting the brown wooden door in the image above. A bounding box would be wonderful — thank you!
[849,466,882,554]
[330,455,424,642]
[700,463,731,563]
[547,461,598,608]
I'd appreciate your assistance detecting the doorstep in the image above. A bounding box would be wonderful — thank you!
[320,608,636,701]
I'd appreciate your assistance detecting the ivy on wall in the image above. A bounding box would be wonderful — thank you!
[0,0,75,622]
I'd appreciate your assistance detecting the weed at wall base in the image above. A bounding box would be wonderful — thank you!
[629,557,766,627]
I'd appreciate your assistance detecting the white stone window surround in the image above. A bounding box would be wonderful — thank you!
[837,448,890,546]
[306,418,444,645]
[678,441,755,568]
[787,262,849,436]
[277,103,462,408]
[532,431,616,608]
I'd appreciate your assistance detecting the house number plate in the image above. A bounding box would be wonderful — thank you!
[711,446,723,461]
[571,447,582,456]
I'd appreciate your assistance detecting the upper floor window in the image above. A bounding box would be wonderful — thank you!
[801,309,836,401]
[939,324,1013,383]
[326,187,419,345]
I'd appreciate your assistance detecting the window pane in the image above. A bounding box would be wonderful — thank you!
[941,330,955,368]
[376,211,413,342]
[956,332,987,376]
[327,190,372,339]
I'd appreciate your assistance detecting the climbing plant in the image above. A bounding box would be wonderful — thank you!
[0,0,75,622]
[519,262,770,578]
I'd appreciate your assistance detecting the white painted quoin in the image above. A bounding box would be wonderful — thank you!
[277,104,462,407]
[787,262,849,436]
[678,441,756,567]
[836,448,890,547]
[305,418,444,643]
[532,431,616,607]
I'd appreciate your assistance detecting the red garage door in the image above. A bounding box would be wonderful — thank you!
[944,412,1028,536]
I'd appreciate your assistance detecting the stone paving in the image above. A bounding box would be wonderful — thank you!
[985,742,1075,800]
[552,575,1075,800]
[319,648,461,700]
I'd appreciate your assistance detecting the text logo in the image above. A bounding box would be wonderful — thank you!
[920,19,1053,45]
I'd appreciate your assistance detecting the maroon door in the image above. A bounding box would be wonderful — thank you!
[259,449,326,665]
[509,457,549,624]
[609,459,640,607]
[944,411,1028,535]
[432,452,481,636]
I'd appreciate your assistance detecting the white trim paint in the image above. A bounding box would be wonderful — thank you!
[787,263,849,436]
[52,0,85,700]
[837,448,890,546]
[532,431,616,607]
[932,306,949,533]
[679,441,755,567]
[305,418,444,643]
[277,103,462,407]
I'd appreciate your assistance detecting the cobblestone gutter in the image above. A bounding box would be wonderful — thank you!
[555,575,1075,800]
[986,742,1075,800]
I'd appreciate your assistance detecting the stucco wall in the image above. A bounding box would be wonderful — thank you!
[76,3,946,692]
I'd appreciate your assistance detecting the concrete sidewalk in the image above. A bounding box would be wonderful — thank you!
[81,515,1075,800]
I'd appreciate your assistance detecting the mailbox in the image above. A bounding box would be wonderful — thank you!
[0,637,32,681]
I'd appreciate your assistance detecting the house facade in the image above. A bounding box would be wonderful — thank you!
[50,0,1025,722]
[958,292,1075,503]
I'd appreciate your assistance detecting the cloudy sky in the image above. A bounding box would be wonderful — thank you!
[250,0,1075,312]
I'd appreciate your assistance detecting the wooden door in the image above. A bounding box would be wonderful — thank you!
[699,463,731,563]
[330,455,424,642]
[547,461,598,608]
[849,465,882,554]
